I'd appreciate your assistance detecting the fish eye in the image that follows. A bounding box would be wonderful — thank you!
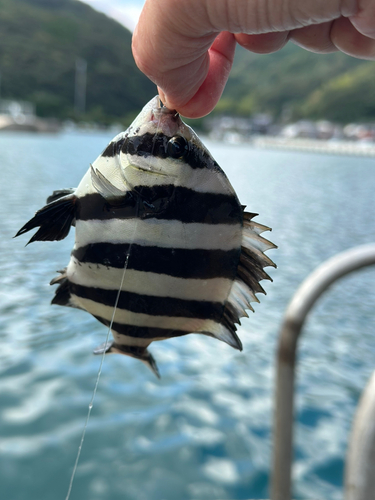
[167,136,189,159]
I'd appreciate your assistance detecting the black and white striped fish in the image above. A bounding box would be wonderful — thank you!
[16,96,276,377]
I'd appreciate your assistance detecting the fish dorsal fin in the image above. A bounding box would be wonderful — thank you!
[15,193,77,244]
[90,164,127,202]
[224,211,277,322]
[204,323,243,351]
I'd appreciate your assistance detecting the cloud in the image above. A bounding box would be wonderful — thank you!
[81,0,144,31]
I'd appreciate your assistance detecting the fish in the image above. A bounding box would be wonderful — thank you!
[15,96,276,377]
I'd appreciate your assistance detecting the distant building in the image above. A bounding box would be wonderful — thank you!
[0,99,36,119]
[0,99,59,132]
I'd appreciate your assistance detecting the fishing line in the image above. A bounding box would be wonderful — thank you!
[65,102,165,500]
[65,237,135,500]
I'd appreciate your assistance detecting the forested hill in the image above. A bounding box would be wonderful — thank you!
[219,43,375,123]
[0,0,155,123]
[1,0,375,124]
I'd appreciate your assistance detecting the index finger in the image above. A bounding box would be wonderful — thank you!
[158,31,236,118]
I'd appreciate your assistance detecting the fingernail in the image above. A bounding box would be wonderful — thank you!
[157,87,167,107]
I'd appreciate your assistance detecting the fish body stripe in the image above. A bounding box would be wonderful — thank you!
[68,282,225,320]
[101,137,126,157]
[101,132,218,171]
[76,188,242,225]
[76,296,224,336]
[74,219,243,251]
[72,243,240,280]
[67,263,233,303]
[89,155,232,196]
[95,316,189,343]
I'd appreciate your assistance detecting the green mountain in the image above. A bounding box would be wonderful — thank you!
[300,62,375,122]
[0,0,155,123]
[1,0,374,124]
[219,43,375,123]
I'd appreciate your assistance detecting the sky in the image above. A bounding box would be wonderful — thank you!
[81,0,146,31]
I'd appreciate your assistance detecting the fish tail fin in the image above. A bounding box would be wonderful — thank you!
[93,342,160,379]
[139,351,160,379]
[14,193,77,244]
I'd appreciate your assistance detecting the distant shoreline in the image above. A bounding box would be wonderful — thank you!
[251,136,375,157]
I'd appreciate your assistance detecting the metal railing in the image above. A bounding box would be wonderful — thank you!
[345,369,375,499]
[271,243,375,500]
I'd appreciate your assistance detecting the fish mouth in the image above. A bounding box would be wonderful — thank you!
[156,97,179,117]
[129,95,185,141]
[149,97,181,134]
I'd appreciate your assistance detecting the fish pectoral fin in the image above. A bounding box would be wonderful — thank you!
[15,193,77,244]
[93,342,160,379]
[90,164,127,203]
[46,188,76,204]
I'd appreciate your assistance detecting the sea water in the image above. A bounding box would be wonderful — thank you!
[0,131,374,500]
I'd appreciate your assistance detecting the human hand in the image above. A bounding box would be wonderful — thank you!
[132,0,375,118]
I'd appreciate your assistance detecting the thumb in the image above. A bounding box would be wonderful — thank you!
[158,32,236,118]
[132,0,358,117]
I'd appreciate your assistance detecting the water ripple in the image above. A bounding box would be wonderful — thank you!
[1,133,374,500]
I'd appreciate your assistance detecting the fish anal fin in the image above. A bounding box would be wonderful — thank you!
[15,194,77,244]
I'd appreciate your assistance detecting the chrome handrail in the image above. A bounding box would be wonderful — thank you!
[271,243,375,500]
[345,369,375,500]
